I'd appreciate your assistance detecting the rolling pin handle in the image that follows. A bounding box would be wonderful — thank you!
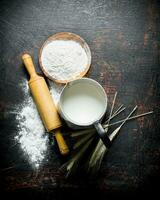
[54,129,69,155]
[22,54,37,78]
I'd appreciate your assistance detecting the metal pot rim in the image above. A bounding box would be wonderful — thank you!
[58,77,108,127]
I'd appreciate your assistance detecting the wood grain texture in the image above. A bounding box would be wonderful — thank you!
[0,0,160,198]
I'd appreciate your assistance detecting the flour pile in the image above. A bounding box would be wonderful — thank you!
[41,40,88,81]
[15,81,63,169]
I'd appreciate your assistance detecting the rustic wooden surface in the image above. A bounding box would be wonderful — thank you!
[0,0,160,199]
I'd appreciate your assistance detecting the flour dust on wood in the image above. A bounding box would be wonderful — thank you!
[13,80,63,169]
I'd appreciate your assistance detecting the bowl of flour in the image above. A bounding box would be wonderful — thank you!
[39,32,91,83]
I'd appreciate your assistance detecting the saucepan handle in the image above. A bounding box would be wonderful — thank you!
[94,122,111,148]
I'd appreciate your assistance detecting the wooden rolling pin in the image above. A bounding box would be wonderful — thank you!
[22,54,69,155]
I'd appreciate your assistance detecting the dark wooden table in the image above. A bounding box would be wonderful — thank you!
[0,0,160,199]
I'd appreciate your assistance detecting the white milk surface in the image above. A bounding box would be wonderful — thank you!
[61,83,106,125]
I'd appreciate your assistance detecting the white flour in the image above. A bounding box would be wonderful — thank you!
[49,80,64,105]
[14,80,63,169]
[41,40,88,81]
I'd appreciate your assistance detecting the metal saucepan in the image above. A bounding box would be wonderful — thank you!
[58,78,111,148]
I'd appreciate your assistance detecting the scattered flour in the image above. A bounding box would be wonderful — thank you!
[14,80,63,169]
[49,80,64,105]
[41,40,88,81]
